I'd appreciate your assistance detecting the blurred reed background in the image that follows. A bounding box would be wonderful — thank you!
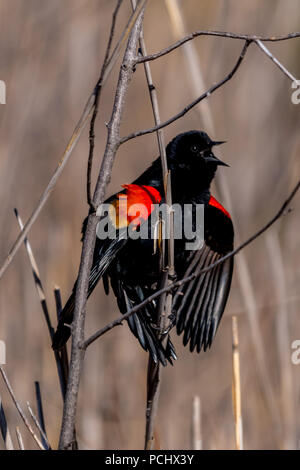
[0,0,299,450]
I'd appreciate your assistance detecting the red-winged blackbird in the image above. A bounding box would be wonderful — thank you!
[52,131,234,365]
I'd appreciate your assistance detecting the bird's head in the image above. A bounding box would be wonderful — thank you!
[166,130,228,169]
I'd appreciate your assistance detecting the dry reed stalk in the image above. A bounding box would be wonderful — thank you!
[27,401,51,450]
[191,395,202,450]
[15,427,24,450]
[232,316,243,450]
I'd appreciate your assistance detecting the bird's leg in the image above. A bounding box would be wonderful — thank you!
[150,311,176,335]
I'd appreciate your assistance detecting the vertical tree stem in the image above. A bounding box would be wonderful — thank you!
[58,1,146,450]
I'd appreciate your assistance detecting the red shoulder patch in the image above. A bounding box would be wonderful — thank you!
[122,184,161,205]
[109,184,162,229]
[209,195,231,219]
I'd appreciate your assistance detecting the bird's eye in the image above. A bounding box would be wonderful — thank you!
[191,145,198,153]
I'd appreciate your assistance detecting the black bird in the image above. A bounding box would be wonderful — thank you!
[52,130,234,365]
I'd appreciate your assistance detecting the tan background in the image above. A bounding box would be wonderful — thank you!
[0,0,299,450]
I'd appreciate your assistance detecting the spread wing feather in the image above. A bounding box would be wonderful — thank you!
[174,242,233,353]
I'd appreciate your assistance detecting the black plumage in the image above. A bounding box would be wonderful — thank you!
[52,130,234,365]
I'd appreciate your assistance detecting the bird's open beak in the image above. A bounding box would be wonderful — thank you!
[212,140,227,146]
[205,152,229,167]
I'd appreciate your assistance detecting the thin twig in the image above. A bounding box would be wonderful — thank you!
[98,0,146,87]
[87,0,124,207]
[255,39,297,82]
[27,402,51,450]
[121,33,300,145]
[0,366,45,450]
[135,30,300,64]
[120,40,251,144]
[232,316,243,450]
[83,180,300,349]
[58,0,147,450]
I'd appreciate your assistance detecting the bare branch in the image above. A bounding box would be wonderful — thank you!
[83,180,300,349]
[87,0,124,207]
[255,39,297,82]
[135,30,300,65]
[120,40,251,144]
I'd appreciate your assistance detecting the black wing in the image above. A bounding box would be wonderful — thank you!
[52,193,132,350]
[52,194,169,361]
[52,228,128,350]
[174,204,234,353]
[108,271,177,366]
